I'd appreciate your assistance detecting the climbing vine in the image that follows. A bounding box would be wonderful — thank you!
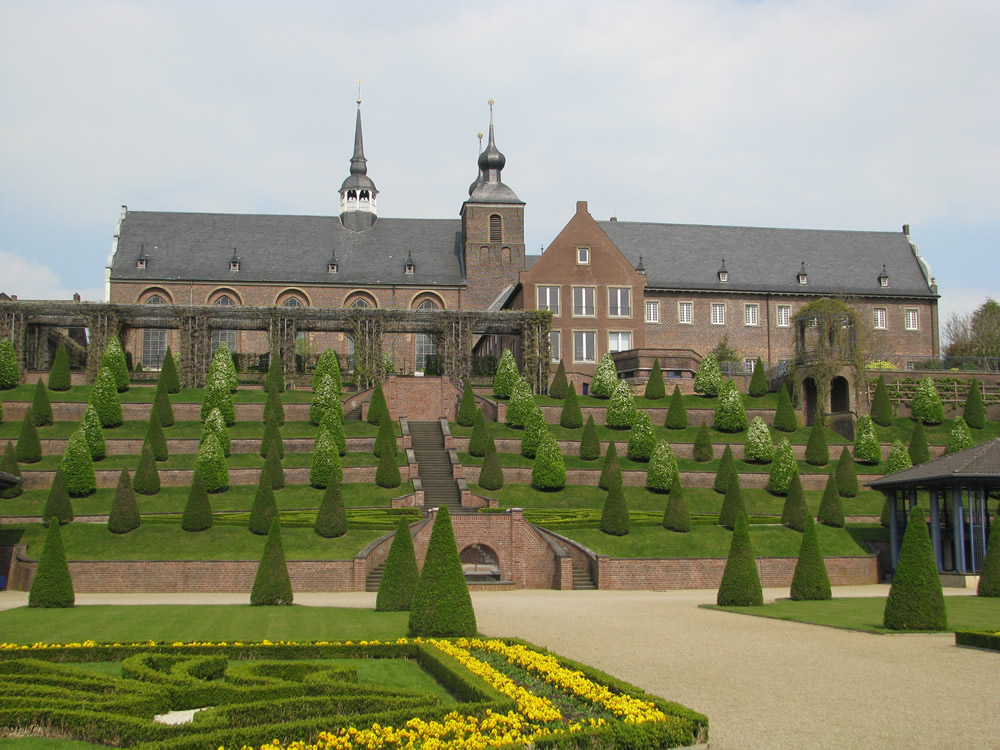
[793,298,864,418]
[518,311,552,394]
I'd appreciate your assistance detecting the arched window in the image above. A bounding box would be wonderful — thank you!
[350,296,371,308]
[282,297,303,308]
[142,295,167,369]
[415,298,439,373]
[211,294,238,354]
[489,214,502,243]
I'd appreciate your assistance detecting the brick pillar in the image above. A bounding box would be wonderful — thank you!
[559,556,574,591]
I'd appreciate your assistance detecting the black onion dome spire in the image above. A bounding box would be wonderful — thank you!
[339,102,378,195]
[468,99,521,204]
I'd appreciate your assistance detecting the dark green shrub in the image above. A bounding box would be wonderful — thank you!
[880,496,891,529]
[713,444,735,493]
[153,377,174,428]
[0,339,20,389]
[662,468,691,532]
[250,519,293,606]
[531,431,566,491]
[181,470,213,532]
[373,413,397,458]
[559,382,583,428]
[42,465,74,526]
[314,479,347,538]
[773,385,797,432]
[804,418,829,466]
[626,410,656,461]
[599,479,630,535]
[606,379,636,429]
[591,353,618,399]
[963,378,986,430]
[81,405,106,461]
[60,430,95,497]
[249,466,278,535]
[264,440,285,490]
[28,520,74,608]
[200,371,235,425]
[409,506,477,636]
[144,410,168,462]
[748,358,768,397]
[713,380,747,432]
[260,413,284,459]
[160,346,180,393]
[908,421,930,465]
[718,470,745,530]
[0,441,22,498]
[645,441,677,492]
[693,423,713,462]
[911,376,944,425]
[853,415,881,464]
[768,438,796,495]
[47,341,71,391]
[946,417,973,455]
[717,512,763,606]
[375,439,401,488]
[132,443,160,496]
[506,378,533,428]
[835,445,858,498]
[107,467,140,534]
[88,366,123,428]
[977,510,1000,597]
[790,515,832,600]
[743,416,774,464]
[367,379,388,426]
[665,385,687,429]
[645,358,666,400]
[598,441,620,491]
[265,351,285,394]
[693,352,721,397]
[457,381,477,426]
[468,409,488,457]
[100,335,129,392]
[871,375,894,427]
[478,438,504,490]
[194,432,229,493]
[817,473,844,527]
[883,508,947,630]
[579,416,600,460]
[549,359,568,399]
[31,378,53,426]
[521,404,547,458]
[313,349,342,394]
[15,410,42,463]
[264,385,285,427]
[310,431,340,489]
[376,518,419,611]
[780,470,808,532]
[492,349,519,399]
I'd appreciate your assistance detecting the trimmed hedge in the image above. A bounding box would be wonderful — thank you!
[31,378,53,426]
[160,346,181,393]
[249,467,278,535]
[599,478,630,535]
[310,431,341,489]
[181,470,214,532]
[250,519,294,606]
[626,409,656,461]
[910,376,944,425]
[747,357,767,397]
[376,518,419,611]
[665,385,687,429]
[559,382,582,429]
[598,441,620,491]
[804,418,829,466]
[457,381,477,427]
[591,353,618,399]
[579,416,600,460]
[521,404,547,459]
[908,421,930,465]
[885,439,912,475]
[264,385,285,427]
[0,338,20,389]
[605,379,636,429]
[790,515,832,600]
[645,358,665,400]
[743,416,773,464]
[717,512,763,606]
[314,479,347,538]
[977,509,1000,597]
[835,445,858,498]
[883,508,947,630]
[946,416,973,455]
[780,469,808,532]
[713,444,734,493]
[108,467,140,534]
[310,374,338,426]
[816,473,844,528]
[549,359,568,399]
[767,438,796,496]
[468,409,488,458]
[264,440,285,490]
[492,349,519,399]
[645,440,677,493]
[0,441,22,498]
[367,379,388,427]
[28,520,75,608]
[47,341,71,391]
[15,409,42,463]
[662,468,691,532]
[718,470,745,531]
[531,431,566,491]
[89,366,123,428]
[153,377,174,428]
[773,384,797,432]
[478,438,505,490]
[693,352,721,397]
[312,349,342,395]
[506,378,533,429]
[100,335,129,392]
[42,465,74,526]
[132,443,161,496]
[871,375,893,427]
[265,351,285,394]
[693,423,713,462]
[409,506,477,636]
[194,432,229,493]
[61,430,96,497]
[963,378,986,430]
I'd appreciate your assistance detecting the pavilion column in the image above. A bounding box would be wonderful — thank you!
[952,486,966,574]
[970,486,987,572]
[929,489,943,572]
[888,490,900,573]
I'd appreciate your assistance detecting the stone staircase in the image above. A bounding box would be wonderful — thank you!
[344,403,362,420]
[365,561,385,592]
[408,421,464,515]
[572,562,597,590]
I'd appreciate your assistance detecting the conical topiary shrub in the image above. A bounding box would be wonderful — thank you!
[883,508,947,630]
[47,341,71,391]
[478,438,504,491]
[375,438,400,488]
[743,415,774,464]
[662,468,691,533]
[100,335,129,392]
[549,359,568,399]
[492,349,519,399]
[31,379,53,427]
[409,506,477,636]
[977,510,1000,597]
[714,444,735,493]
[908,421,930,465]
[599,478,630,536]
[805,418,829,466]
[768,438,797,495]
[718,470,745,530]
[645,358,666,400]
[591,353,618,399]
[313,349,342,394]
[200,370,235,425]
[376,518,419,611]
[15,410,42,464]
[880,496,892,529]
[61,430,95,497]
[0,339,20,390]
[885,440,912,476]
[946,417,974,455]
[28,520,74,608]
[181,470,213,532]
[160,346,180,393]
[598,441,620,491]
[665,385,688,429]
[194,432,228,493]
[89,366,123,428]
[144,410,169,462]
[457,381,477,427]
[693,352,721,397]
[153,376,174,428]
[531,430,566,491]
[367,379,388,426]
[315,478,347,538]
[264,440,285,490]
[506,379,533,429]
[748,358,767,398]
[871,375,894,427]
[693,423,714,462]
[790,514,832,600]
[80,405,106,462]
[717,512,763,606]
[260,413,284,459]
[250,519,293,606]
[963,378,986,430]
[373,412,397,459]
[42,465,74,526]
[320,405,347,457]
[559,382,583,429]
[265,351,285,394]
[773,385,797,432]
[107,467,140,534]
[468,409,489,458]
[310,431,341,489]
[817,473,844,528]
[580,415,600,461]
[853,415,881,465]
[645,440,677,493]
[132,443,160,496]
[911,376,944,426]
[627,409,656,462]
[207,342,238,393]
[606,379,636,429]
[714,380,748,433]
[835,445,858,498]
[264,385,285,427]
[521,404,547,459]
[249,466,278,535]
[0,441,22,499]
[310,374,338,426]
[780,469,808,532]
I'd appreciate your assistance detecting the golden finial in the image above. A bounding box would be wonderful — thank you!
[488,98,494,110]
[357,79,363,105]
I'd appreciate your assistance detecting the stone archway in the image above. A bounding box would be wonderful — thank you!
[830,376,850,414]
[459,543,501,582]
[802,377,818,425]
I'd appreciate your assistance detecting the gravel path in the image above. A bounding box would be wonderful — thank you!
[1,586,996,748]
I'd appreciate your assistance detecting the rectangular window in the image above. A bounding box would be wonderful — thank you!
[678,301,693,324]
[777,305,791,327]
[905,308,919,330]
[608,331,632,353]
[711,303,725,325]
[744,304,759,326]
[608,287,631,317]
[573,331,596,362]
[549,330,561,362]
[874,308,886,330]
[645,300,659,323]
[744,358,756,373]
[577,247,590,265]
[536,285,560,315]
[573,286,596,316]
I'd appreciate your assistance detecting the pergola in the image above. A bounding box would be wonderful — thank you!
[868,439,1000,577]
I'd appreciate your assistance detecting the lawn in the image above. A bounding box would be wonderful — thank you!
[0,384,318,403]
[708,595,1000,634]
[532,391,780,409]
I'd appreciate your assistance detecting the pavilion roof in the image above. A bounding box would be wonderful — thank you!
[867,438,1000,491]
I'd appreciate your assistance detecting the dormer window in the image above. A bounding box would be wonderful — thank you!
[404,250,415,275]
[136,244,148,269]
[136,258,147,270]
[328,262,338,274]
[718,259,728,283]
[636,256,646,275]
[230,248,240,272]
[878,264,889,287]
[797,262,808,285]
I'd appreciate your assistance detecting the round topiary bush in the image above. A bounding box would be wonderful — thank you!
[376,518,419,611]
[718,470,745,530]
[31,379,53,427]
[521,404,547,458]
[910,376,944,425]
[457,381,477,427]
[194,432,229,493]
[579,416,600,461]
[42,465,74,526]
[627,410,656,462]
[0,339,20,390]
[599,441,620,491]
[505,378,534,429]
[47,341,71,392]
[606,379,636,429]
[200,370,235,425]
[883,508,947,630]
[946,417,974,455]
[693,423,714,462]
[208,342,238,393]
[665,385,688,429]
[662,468,691,533]
[132,443,160,496]
[315,479,348,538]
[870,375,894,427]
[780,469,808,532]
[99,335,129,392]
[559,382,583,429]
[88,366,123,428]
[310,431,340,489]
[908,421,930,465]
[591,353,618,399]
[548,360,568,399]
[963,378,986,430]
[477,438,504,490]
[853,415,881,465]
[375,439,400,488]
[693,352,721,397]
[310,374,338,426]
[644,358,666,400]
[767,438,796,495]
[28,520,74,608]
[743,416,774,464]
[835,445,858,498]
[181,470,214,532]
[772,385,797,432]
[599,478,630,536]
[713,380,747,433]
[790,515,832,600]
[15,410,42,464]
[645,440,677,493]
[61,429,95,497]
[492,349,519,399]
[408,506,477,636]
[885,439,912,475]
[468,409,489,458]
[804,418,829,466]
[713,444,735,493]
[716,511,763,606]
[531,430,566,491]
[160,346,180,394]
[249,468,278,535]
[250,519,293,606]
[107,467,140,534]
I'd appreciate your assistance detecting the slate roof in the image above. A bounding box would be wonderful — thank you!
[597,221,935,298]
[111,211,465,287]
[867,439,1000,490]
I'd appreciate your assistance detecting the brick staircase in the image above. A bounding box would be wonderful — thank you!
[365,561,385,592]
[572,562,596,590]
[344,403,362,420]
[408,421,464,515]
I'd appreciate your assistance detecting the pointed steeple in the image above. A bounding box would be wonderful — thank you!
[467,99,521,205]
[339,95,378,231]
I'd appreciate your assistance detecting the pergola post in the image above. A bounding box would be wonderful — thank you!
[929,489,943,572]
[952,487,966,574]
[888,490,899,572]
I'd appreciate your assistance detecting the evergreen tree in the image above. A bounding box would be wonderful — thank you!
[804,418,829,466]
[816,473,844,528]
[835,445,859,498]
[880,496,892,529]
[315,478,348,538]
[606,379,637,429]
[249,466,278,535]
[714,444,735,493]
[31,379,53,426]
[665,385,688,429]
[42,465,74,526]
[946,417,974,454]
[367,378,388,426]
[153,377,174,428]
[132,443,160,495]
[883,508,948,630]
[767,438,797,495]
[107,467,140,534]
[716,511,763,606]
[373,412,397,459]
[0,339,20,389]
[599,478,630,535]
[310,431,340,489]
[908,421,931,465]
[976,509,1000,597]
[77,405,103,463]
[310,373,338,426]
[713,380,747,432]
[549,359,568,399]
[718,470,745,530]
[263,385,285,427]
[885,439,912,475]
[200,370,235,425]
[375,438,400,488]
[88,366,123,428]
[693,422,714,462]
[260,413,284,459]
[468,409,489,457]
[60,430,95,497]
[100,335,129,392]
[15,410,42,463]
[743,416,774,464]
[645,440,677,492]
[963,378,986,430]
[853,415,881,465]
[693,352,722,397]
[265,351,285,394]
[477,437,505,491]
[506,378,534,428]
[559,381,583,428]
[0,441,22,498]
[598,441,620,491]
[194,432,229,493]
[579,415,600,460]
[521,403,547,458]
[870,375,894,427]
[492,349,519,399]
[263,439,285,490]
[780,469,808,532]
[313,349,342,394]
[181,470,214,532]
[627,409,656,461]
[207,341,238,393]
[376,518,419,611]
[409,507,476,636]
[318,403,348,458]
[144,409,169,462]
[591,353,619,399]
[47,341,71,391]
[748,358,768,397]
[531,430,566,491]
[250,519,293,606]
[160,346,180,393]
[457,381,478,426]
[644,358,666,400]
[662,467,691,532]
[28,520,74,608]
[910,376,944,425]
[790,514,832,600]
[773,385,797,432]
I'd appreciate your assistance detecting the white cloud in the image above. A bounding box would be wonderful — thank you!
[0,251,104,302]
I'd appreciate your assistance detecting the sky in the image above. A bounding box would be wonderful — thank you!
[1,0,997,338]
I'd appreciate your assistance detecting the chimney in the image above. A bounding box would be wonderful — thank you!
[902,224,910,235]
[609,216,618,222]
[576,201,588,214]
[73,293,81,302]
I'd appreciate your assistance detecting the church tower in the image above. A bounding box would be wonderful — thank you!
[461,100,525,310]
[339,100,378,232]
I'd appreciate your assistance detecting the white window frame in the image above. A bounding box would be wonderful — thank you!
[776,305,791,328]
[608,331,632,354]
[678,301,693,325]
[645,300,659,323]
[536,285,560,316]
[572,286,596,317]
[577,246,590,265]
[905,308,919,331]
[549,330,561,363]
[573,330,597,363]
[874,308,887,330]
[744,358,756,373]
[608,287,632,318]
[711,303,725,326]
[744,303,759,327]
